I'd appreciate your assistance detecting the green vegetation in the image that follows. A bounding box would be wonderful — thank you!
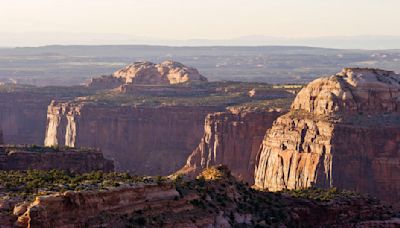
[0,144,98,153]
[80,81,295,109]
[169,166,382,227]
[227,98,293,111]
[281,187,360,202]
[0,81,296,111]
[174,167,290,226]
[0,83,96,98]
[0,166,390,227]
[0,170,163,200]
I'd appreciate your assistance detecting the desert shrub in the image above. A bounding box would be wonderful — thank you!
[281,187,358,202]
[0,170,157,200]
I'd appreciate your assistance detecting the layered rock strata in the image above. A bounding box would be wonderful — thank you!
[15,183,181,227]
[0,146,113,173]
[254,68,400,207]
[1,166,397,227]
[0,92,52,144]
[178,109,282,184]
[44,102,220,175]
[88,60,207,89]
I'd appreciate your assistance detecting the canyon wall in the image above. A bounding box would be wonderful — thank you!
[0,92,51,144]
[254,68,400,207]
[44,102,221,175]
[0,147,113,173]
[178,109,282,184]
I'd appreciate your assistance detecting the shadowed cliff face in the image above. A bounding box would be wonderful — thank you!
[44,102,221,175]
[254,68,400,208]
[0,146,113,173]
[0,92,51,144]
[178,110,282,184]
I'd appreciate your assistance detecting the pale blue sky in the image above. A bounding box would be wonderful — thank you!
[1,0,399,46]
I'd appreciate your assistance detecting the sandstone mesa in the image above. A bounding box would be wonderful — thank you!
[88,60,207,89]
[254,68,400,208]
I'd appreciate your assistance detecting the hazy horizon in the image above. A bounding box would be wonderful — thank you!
[1,0,400,49]
[1,34,400,50]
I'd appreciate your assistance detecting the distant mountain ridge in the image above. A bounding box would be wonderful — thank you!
[1,33,400,49]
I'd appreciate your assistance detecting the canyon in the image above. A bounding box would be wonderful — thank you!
[43,65,294,175]
[254,68,400,208]
[0,63,399,226]
[44,101,221,175]
[0,85,93,145]
[178,109,282,184]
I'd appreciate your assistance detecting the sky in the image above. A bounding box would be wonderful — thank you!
[1,0,400,47]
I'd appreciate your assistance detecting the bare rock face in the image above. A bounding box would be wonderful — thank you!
[88,61,207,88]
[254,68,400,207]
[0,92,52,145]
[44,101,220,175]
[177,109,282,184]
[0,146,114,173]
[14,183,183,227]
[4,167,397,227]
[291,68,400,115]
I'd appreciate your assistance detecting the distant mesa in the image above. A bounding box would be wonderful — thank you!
[88,60,207,89]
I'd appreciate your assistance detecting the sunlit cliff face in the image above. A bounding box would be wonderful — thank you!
[254,68,400,207]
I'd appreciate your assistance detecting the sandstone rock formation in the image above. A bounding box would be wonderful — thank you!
[0,92,52,144]
[0,146,113,173]
[44,101,221,175]
[178,109,282,184]
[254,68,400,207]
[15,183,181,227]
[1,166,397,227]
[88,61,207,89]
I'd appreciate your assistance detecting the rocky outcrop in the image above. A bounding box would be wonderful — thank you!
[44,102,221,175]
[0,146,113,173]
[44,101,82,147]
[254,68,400,207]
[2,166,397,227]
[178,109,282,184]
[291,68,400,116]
[88,61,207,89]
[15,183,181,227]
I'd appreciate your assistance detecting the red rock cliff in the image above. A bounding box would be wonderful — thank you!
[44,102,220,175]
[178,109,282,184]
[16,184,182,228]
[0,92,51,144]
[254,68,400,207]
